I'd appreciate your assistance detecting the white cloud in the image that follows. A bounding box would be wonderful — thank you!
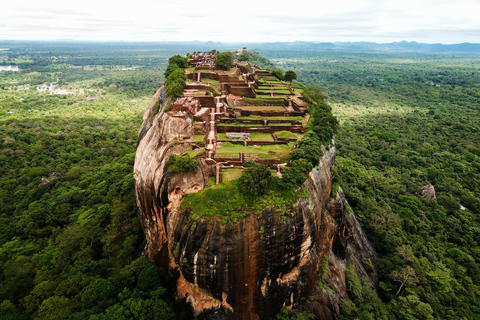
[1,0,479,43]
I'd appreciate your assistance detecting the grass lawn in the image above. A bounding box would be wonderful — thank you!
[217,133,228,140]
[255,90,273,94]
[221,168,243,182]
[186,148,205,158]
[194,134,205,142]
[216,142,294,156]
[258,86,287,90]
[249,133,274,141]
[215,152,240,158]
[247,142,295,153]
[217,133,273,141]
[276,131,304,139]
[216,142,246,152]
[237,116,304,121]
[218,123,260,127]
[201,78,222,89]
[236,106,286,112]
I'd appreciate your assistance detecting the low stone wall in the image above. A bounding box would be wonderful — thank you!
[239,110,287,117]
[226,85,256,98]
[219,119,302,125]
[214,157,241,162]
[197,96,216,108]
[287,111,306,117]
[217,125,305,133]
[217,140,289,146]
[255,159,282,166]
[186,84,218,95]
[277,138,298,143]
[221,160,244,166]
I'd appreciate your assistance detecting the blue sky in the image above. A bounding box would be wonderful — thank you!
[1,0,479,44]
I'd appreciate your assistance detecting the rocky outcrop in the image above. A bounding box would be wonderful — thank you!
[134,91,377,319]
[418,184,436,200]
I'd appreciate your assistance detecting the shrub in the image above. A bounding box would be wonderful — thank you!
[242,160,257,168]
[346,264,363,302]
[280,159,313,189]
[239,164,272,195]
[168,155,199,174]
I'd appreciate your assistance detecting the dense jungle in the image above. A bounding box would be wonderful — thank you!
[1,41,479,319]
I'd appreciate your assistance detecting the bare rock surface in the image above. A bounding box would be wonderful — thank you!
[419,184,436,200]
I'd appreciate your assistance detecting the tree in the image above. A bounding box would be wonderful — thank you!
[166,81,185,99]
[168,55,188,68]
[302,87,325,104]
[238,53,249,62]
[284,70,297,82]
[239,165,272,195]
[215,52,234,69]
[165,68,186,99]
[393,295,434,320]
[166,69,186,87]
[280,159,313,189]
[168,155,198,174]
[270,69,284,81]
[163,63,179,79]
[390,266,418,296]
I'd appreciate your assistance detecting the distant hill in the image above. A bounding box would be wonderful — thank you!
[249,40,480,55]
[1,39,478,55]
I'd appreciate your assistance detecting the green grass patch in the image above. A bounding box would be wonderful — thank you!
[193,134,205,142]
[217,123,260,127]
[243,97,285,105]
[258,86,287,90]
[217,133,228,140]
[221,168,244,182]
[214,153,240,158]
[236,106,286,112]
[255,90,273,94]
[276,131,304,139]
[180,180,307,221]
[249,133,274,141]
[257,153,275,159]
[201,78,222,89]
[247,142,295,154]
[186,148,205,158]
[237,116,303,121]
[216,142,246,152]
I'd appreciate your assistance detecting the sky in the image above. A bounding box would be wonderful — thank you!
[1,0,480,44]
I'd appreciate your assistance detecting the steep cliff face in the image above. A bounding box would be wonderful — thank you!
[134,89,377,319]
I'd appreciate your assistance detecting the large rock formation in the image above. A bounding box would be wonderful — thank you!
[134,87,377,319]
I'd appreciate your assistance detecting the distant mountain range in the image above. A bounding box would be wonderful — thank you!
[249,40,480,54]
[155,40,480,55]
[1,40,479,55]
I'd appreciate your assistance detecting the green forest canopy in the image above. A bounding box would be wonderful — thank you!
[0,42,480,319]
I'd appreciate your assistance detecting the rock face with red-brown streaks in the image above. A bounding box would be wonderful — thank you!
[134,89,377,319]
